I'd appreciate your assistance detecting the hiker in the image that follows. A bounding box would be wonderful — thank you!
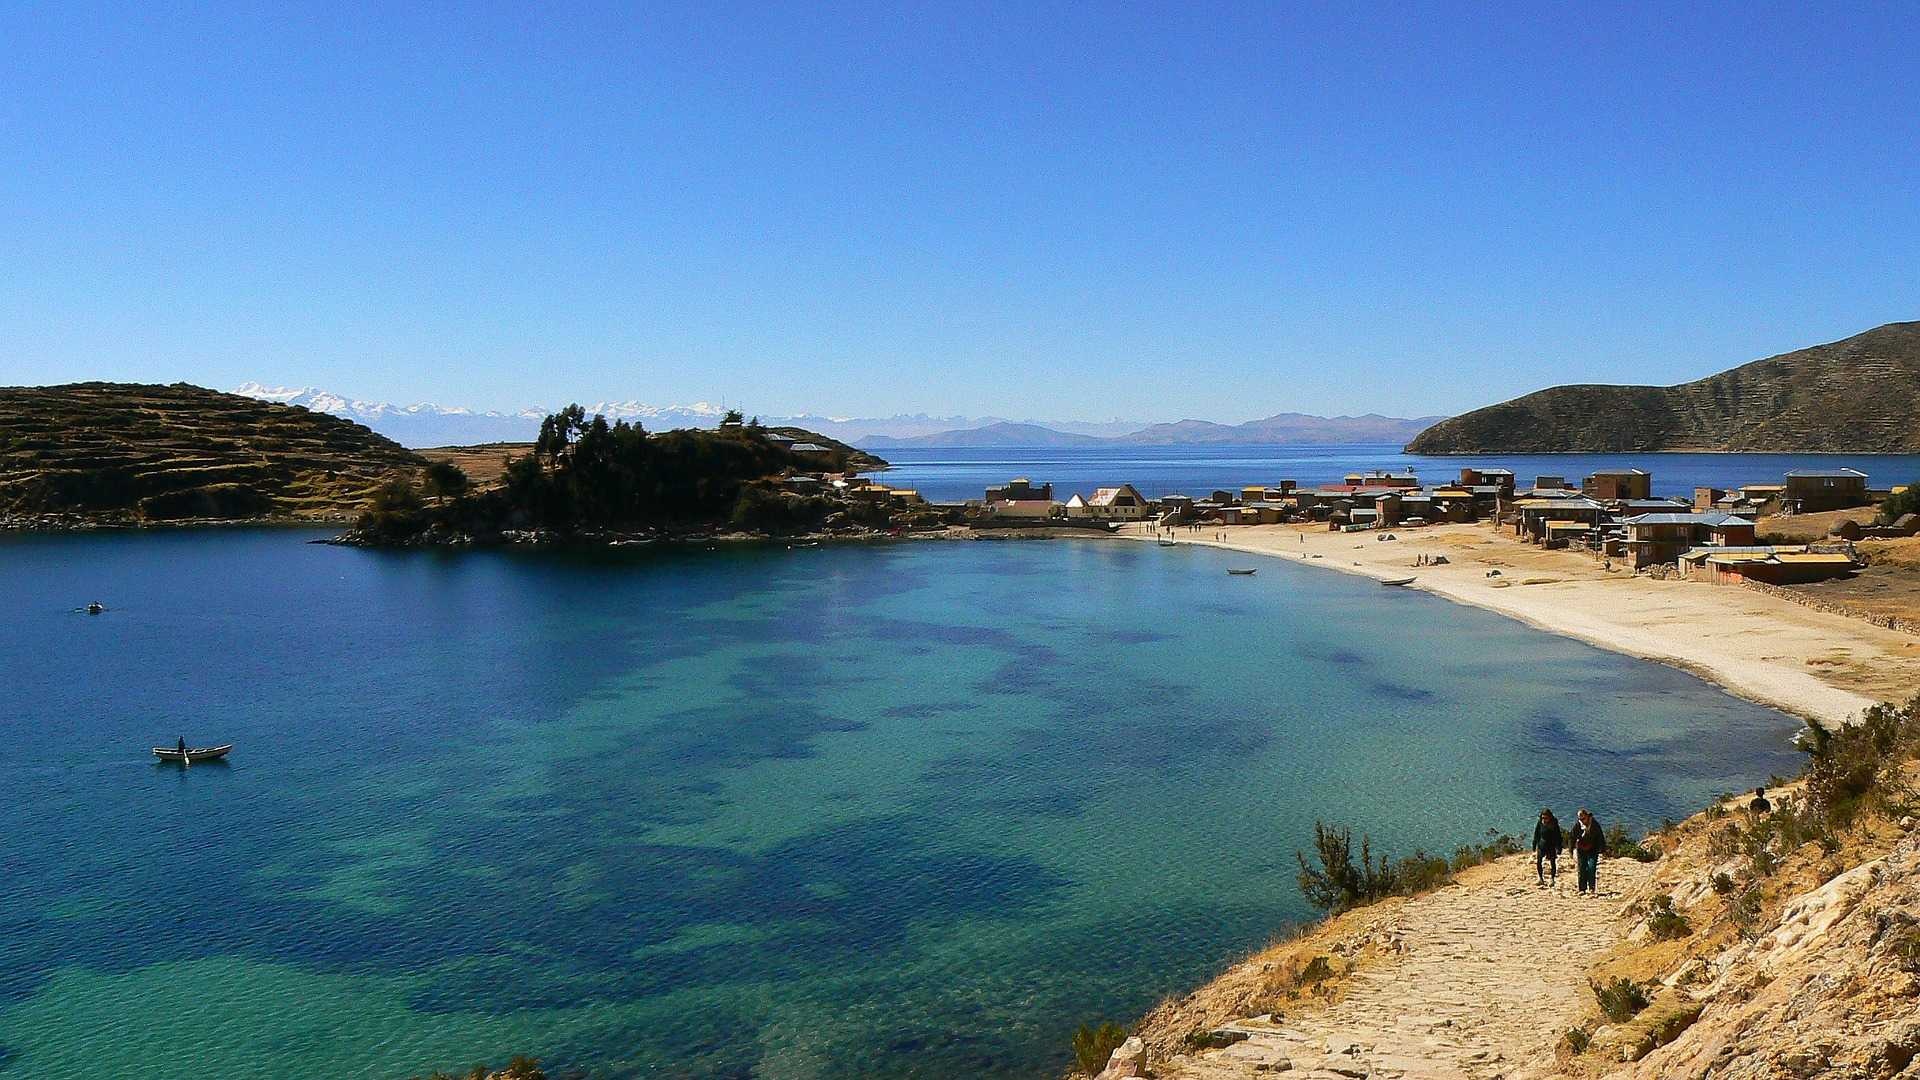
[1570,808,1607,895]
[1749,786,1772,814]
[1532,809,1562,885]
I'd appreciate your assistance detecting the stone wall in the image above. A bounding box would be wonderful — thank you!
[1739,578,1920,636]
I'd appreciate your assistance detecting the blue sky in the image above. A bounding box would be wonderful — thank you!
[2,4,1915,421]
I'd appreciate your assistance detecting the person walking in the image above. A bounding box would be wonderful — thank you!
[1569,808,1607,895]
[1531,809,1562,886]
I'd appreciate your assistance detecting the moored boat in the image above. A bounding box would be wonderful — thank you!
[1380,576,1416,587]
[1227,568,1257,575]
[152,744,233,764]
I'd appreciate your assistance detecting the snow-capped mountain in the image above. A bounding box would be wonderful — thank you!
[232,384,739,447]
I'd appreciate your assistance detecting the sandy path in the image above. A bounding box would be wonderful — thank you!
[1117,522,1920,728]
[1156,856,1654,1080]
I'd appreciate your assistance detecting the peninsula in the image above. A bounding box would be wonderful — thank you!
[1406,321,1920,453]
[0,382,423,526]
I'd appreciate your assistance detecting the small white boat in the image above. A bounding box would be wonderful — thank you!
[1380,576,1417,587]
[152,744,232,764]
[1158,539,1178,547]
[1227,568,1258,576]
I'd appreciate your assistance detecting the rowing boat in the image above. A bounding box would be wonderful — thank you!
[1227,568,1257,575]
[1380,577,1416,587]
[152,744,233,764]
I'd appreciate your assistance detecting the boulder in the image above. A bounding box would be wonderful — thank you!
[1096,1036,1149,1079]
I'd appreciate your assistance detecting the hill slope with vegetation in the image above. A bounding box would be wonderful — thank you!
[351,407,897,545]
[1406,321,1920,453]
[0,382,424,523]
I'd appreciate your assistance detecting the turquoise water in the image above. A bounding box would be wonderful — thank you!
[0,530,1802,1079]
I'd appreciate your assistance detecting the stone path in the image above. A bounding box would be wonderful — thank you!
[1156,857,1655,1080]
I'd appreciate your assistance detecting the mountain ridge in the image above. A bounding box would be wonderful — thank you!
[1406,321,1920,453]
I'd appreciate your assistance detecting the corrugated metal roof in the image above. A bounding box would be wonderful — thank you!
[1785,468,1868,478]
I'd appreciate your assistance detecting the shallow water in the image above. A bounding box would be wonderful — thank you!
[0,530,1801,1078]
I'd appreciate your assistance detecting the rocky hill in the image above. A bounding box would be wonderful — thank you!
[1406,321,1920,453]
[0,382,424,523]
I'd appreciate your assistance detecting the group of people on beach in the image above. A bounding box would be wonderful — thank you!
[1529,808,1609,894]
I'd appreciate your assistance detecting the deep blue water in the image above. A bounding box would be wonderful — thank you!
[867,444,1920,503]
[0,529,1802,1079]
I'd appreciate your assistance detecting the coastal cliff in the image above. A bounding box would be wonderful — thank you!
[1105,695,1920,1080]
[1406,321,1920,453]
[0,381,423,525]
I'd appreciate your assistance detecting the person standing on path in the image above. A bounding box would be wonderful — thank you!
[1569,808,1607,895]
[1749,786,1773,814]
[1531,809,1562,886]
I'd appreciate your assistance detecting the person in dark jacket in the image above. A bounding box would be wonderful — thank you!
[1531,809,1562,886]
[1569,808,1607,894]
[1749,787,1772,814]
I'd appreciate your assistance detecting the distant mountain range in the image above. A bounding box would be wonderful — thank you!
[234,383,1444,449]
[1405,320,1920,453]
[863,412,1447,448]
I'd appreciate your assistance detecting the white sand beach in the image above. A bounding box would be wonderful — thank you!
[1117,522,1920,729]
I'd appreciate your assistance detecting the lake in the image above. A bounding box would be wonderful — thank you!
[867,444,1920,504]
[0,529,1802,1079]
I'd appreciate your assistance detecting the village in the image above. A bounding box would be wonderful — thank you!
[782,464,1905,589]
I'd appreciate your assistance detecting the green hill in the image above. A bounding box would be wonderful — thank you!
[0,382,424,522]
[1406,321,1920,453]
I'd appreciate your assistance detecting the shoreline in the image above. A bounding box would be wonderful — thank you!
[1111,521,1919,729]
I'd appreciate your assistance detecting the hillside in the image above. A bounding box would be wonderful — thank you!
[0,382,424,523]
[1407,321,1920,453]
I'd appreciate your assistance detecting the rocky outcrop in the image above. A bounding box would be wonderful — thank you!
[1406,321,1920,453]
[1607,830,1920,1079]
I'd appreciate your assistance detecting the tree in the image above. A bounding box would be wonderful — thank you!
[721,408,744,426]
[423,461,469,499]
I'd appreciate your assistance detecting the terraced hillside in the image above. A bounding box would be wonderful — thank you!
[0,382,424,523]
[1407,320,1920,453]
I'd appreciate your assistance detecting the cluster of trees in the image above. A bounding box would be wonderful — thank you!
[357,406,857,541]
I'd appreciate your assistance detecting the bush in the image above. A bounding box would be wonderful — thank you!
[1730,885,1764,940]
[1711,872,1735,895]
[1646,895,1692,941]
[1296,822,1398,913]
[1071,1022,1129,1075]
[1879,482,1920,524]
[1591,977,1651,1023]
[1606,824,1658,862]
[1803,696,1920,824]
[1564,1026,1592,1055]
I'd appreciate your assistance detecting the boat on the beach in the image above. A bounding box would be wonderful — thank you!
[1380,576,1417,587]
[1227,568,1257,575]
[1158,538,1177,547]
[152,744,232,764]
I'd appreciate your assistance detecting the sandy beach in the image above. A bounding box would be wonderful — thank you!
[1116,521,1920,729]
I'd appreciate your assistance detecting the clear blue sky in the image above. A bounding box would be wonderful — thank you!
[3,4,1916,421]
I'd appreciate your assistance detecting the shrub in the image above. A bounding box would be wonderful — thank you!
[1182,1029,1248,1052]
[1879,482,1920,524]
[1730,885,1764,940]
[1564,1027,1592,1055]
[1646,895,1692,941]
[1606,824,1658,862]
[1803,696,1920,824]
[1591,977,1651,1023]
[1071,1022,1129,1075]
[1295,955,1333,990]
[1296,822,1397,913]
[1711,872,1735,895]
